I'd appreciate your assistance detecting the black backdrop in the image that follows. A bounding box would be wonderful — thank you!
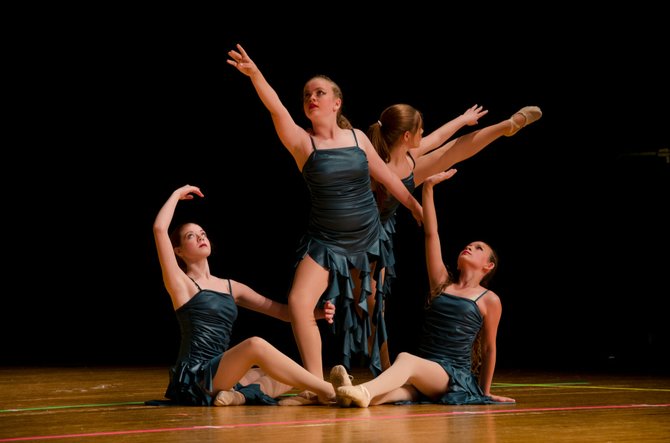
[5,10,668,375]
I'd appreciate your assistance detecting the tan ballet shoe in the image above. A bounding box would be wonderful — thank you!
[506,106,542,136]
[330,365,354,407]
[213,389,246,406]
[336,385,371,408]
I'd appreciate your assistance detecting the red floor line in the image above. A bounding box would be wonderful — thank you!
[1,403,669,442]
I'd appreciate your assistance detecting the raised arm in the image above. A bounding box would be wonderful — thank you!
[417,104,487,156]
[153,185,204,309]
[418,106,543,185]
[421,170,457,291]
[227,44,310,162]
[411,105,488,185]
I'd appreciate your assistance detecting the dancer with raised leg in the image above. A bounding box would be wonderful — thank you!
[363,103,541,372]
[335,170,515,407]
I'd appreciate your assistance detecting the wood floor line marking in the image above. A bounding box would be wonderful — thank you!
[495,383,670,392]
[4,381,670,414]
[1,403,669,442]
[0,402,146,413]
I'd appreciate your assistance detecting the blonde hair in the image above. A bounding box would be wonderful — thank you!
[304,74,353,129]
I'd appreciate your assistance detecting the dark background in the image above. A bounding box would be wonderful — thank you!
[5,9,668,375]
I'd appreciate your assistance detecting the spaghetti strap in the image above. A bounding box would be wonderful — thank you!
[350,128,359,147]
[309,130,358,150]
[474,289,489,302]
[407,151,416,169]
[189,277,202,292]
[227,278,233,296]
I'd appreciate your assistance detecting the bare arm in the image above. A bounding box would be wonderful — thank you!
[411,105,488,185]
[234,281,335,324]
[421,171,456,290]
[478,292,514,402]
[227,44,311,165]
[153,185,204,309]
[416,105,487,156]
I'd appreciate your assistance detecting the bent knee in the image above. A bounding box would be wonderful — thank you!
[396,352,425,366]
[396,352,415,361]
[241,336,271,350]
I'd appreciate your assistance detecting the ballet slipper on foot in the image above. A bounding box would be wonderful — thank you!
[506,106,542,136]
[336,385,371,408]
[330,365,354,407]
[213,389,246,406]
[278,390,319,406]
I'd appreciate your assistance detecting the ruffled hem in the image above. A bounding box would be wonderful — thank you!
[366,284,387,376]
[436,363,500,405]
[379,217,397,295]
[163,357,221,406]
[297,232,392,374]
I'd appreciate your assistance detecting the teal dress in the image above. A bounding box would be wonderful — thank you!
[297,129,391,375]
[415,290,509,405]
[376,156,416,299]
[148,279,276,406]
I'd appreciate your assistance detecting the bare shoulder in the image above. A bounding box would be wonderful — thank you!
[225,278,242,291]
[354,127,373,147]
[484,289,501,303]
[227,279,258,300]
[479,289,502,317]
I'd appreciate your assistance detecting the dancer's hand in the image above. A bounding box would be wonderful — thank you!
[174,184,204,200]
[316,300,336,324]
[460,104,488,127]
[423,169,457,189]
[489,393,515,403]
[227,43,258,77]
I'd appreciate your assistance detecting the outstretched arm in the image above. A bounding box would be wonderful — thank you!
[422,170,457,291]
[227,44,309,163]
[417,104,487,156]
[413,107,518,187]
[153,185,204,309]
[235,283,335,324]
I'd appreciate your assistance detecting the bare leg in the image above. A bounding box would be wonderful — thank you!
[373,384,420,405]
[414,107,542,185]
[255,376,294,398]
[364,267,391,372]
[237,367,265,386]
[213,336,335,403]
[237,368,294,398]
[288,256,330,379]
[337,352,449,407]
[413,119,510,185]
[444,120,509,159]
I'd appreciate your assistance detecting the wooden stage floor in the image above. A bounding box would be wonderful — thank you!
[1,366,669,442]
